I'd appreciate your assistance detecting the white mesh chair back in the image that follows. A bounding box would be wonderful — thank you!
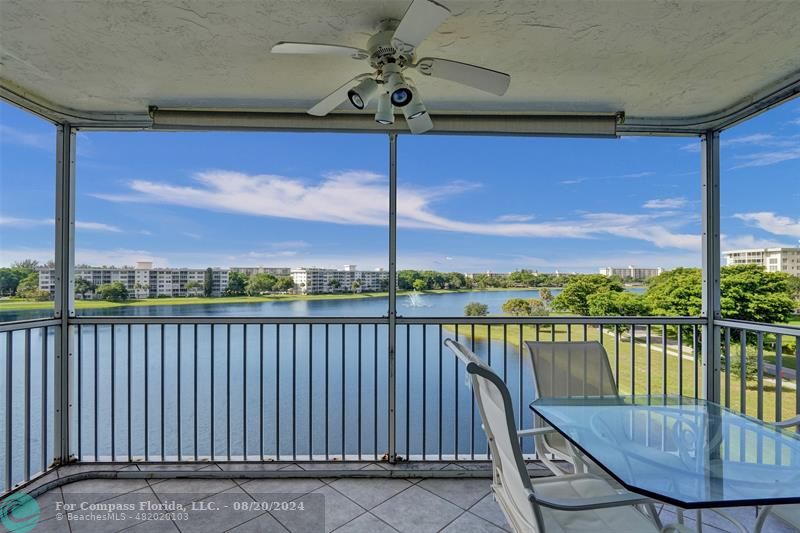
[445,339,546,532]
[525,341,618,461]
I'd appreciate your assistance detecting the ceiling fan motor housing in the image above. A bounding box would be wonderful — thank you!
[367,20,413,70]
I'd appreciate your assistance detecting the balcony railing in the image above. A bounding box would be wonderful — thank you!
[1,315,798,496]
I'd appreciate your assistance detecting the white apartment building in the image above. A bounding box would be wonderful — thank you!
[291,266,389,294]
[723,247,800,275]
[38,261,231,299]
[599,266,664,280]
[230,266,291,277]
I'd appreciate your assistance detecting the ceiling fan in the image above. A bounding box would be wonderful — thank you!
[270,0,511,134]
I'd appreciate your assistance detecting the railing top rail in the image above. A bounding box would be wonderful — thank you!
[396,316,706,325]
[0,317,61,333]
[62,315,707,326]
[715,319,800,337]
[69,316,388,325]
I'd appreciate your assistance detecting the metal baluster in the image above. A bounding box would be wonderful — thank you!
[775,333,783,423]
[41,328,48,471]
[210,324,214,460]
[724,328,731,408]
[454,324,459,459]
[519,324,524,436]
[111,325,116,461]
[78,325,82,461]
[740,330,747,415]
[662,325,668,395]
[341,324,345,459]
[193,325,198,461]
[226,324,231,461]
[309,324,313,459]
[4,332,12,490]
[276,325,280,460]
[693,325,699,399]
[161,324,165,461]
[144,324,149,461]
[438,324,443,461]
[176,325,181,461]
[406,325,410,458]
[242,324,247,461]
[486,324,491,458]
[678,326,683,397]
[95,324,99,461]
[757,332,764,420]
[292,324,296,460]
[471,323,475,460]
[373,324,378,460]
[325,324,330,461]
[646,325,651,396]
[24,329,31,480]
[630,324,636,395]
[357,324,362,461]
[422,325,427,459]
[614,325,620,382]
[259,324,264,460]
[127,325,132,462]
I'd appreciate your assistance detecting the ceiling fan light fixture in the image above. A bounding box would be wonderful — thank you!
[347,78,380,109]
[375,91,395,125]
[403,86,427,119]
[384,63,413,108]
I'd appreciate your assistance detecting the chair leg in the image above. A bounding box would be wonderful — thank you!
[753,506,772,533]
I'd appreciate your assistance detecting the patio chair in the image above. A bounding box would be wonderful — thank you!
[754,415,800,533]
[444,338,673,532]
[524,341,618,477]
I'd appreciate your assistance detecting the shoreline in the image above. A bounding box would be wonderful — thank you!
[0,287,550,312]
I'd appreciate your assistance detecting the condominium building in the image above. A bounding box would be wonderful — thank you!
[723,247,800,275]
[291,266,389,295]
[230,266,291,277]
[38,261,231,299]
[599,266,664,280]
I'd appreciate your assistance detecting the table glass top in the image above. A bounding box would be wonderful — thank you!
[530,395,800,507]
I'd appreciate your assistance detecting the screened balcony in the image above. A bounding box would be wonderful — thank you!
[2,1,800,532]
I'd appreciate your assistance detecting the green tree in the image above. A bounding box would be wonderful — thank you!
[273,276,295,292]
[226,271,248,295]
[12,259,39,272]
[587,291,650,316]
[96,281,129,302]
[328,279,341,291]
[246,273,277,296]
[15,272,40,298]
[412,279,426,292]
[184,280,202,296]
[645,268,702,316]
[464,302,489,316]
[204,267,214,297]
[502,298,532,316]
[74,277,96,299]
[538,287,553,308]
[0,268,26,296]
[720,264,795,323]
[552,274,624,315]
[351,280,361,293]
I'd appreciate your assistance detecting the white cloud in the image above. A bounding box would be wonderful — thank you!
[0,216,120,232]
[494,214,535,223]
[0,124,53,150]
[94,169,699,250]
[732,147,800,168]
[560,171,654,185]
[734,212,800,239]
[721,234,794,251]
[643,197,687,209]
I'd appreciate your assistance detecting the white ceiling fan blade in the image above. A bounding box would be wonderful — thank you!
[415,57,510,96]
[391,0,450,53]
[407,112,434,134]
[271,42,368,60]
[308,74,372,116]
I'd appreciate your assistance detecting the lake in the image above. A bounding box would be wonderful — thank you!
[1,288,638,482]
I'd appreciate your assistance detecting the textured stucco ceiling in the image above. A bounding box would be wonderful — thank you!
[1,0,800,124]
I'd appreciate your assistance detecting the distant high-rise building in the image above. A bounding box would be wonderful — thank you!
[599,266,664,280]
[723,247,800,275]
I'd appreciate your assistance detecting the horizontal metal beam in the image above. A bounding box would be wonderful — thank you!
[0,318,61,333]
[150,109,620,137]
[715,319,800,337]
[396,316,706,325]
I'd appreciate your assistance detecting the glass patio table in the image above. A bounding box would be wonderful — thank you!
[530,395,800,509]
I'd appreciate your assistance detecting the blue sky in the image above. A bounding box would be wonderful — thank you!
[1,99,799,272]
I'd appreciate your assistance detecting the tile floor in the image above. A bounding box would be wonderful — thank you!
[16,462,798,532]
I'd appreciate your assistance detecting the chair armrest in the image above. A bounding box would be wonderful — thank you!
[517,427,556,438]
[775,415,800,428]
[532,491,652,511]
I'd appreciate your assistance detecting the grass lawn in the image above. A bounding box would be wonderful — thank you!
[450,323,797,424]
